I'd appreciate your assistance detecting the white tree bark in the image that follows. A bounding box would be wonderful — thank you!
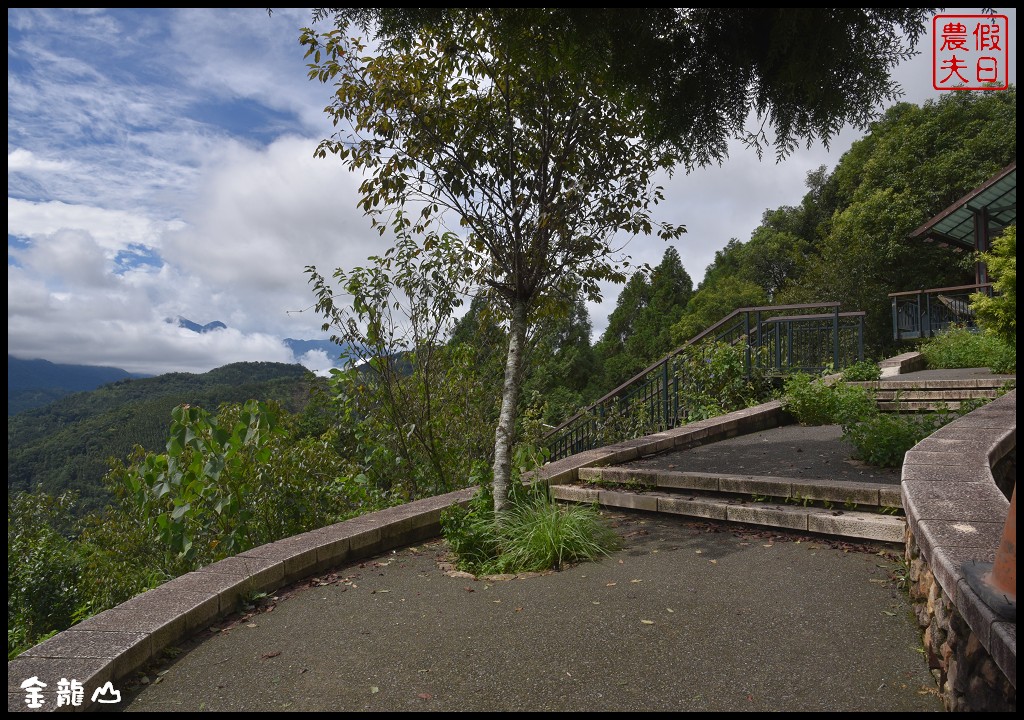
[491,299,528,512]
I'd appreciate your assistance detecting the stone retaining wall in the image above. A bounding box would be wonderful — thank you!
[902,390,1016,711]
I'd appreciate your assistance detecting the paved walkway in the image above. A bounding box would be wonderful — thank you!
[124,367,1014,711]
[124,512,941,712]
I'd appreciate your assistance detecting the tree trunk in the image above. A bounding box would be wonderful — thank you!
[492,298,528,512]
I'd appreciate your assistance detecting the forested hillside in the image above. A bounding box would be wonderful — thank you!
[7,362,325,513]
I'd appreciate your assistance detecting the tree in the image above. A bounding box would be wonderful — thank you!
[781,89,1017,353]
[300,8,937,510]
[301,14,684,510]
[316,9,935,165]
[594,247,693,390]
[972,225,1016,348]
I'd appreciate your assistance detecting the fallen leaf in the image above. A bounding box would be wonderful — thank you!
[695,549,703,555]
[709,559,718,565]
[882,610,897,616]
[630,579,643,584]
[261,650,282,660]
[515,607,523,612]
[417,693,432,700]
[641,619,655,625]
[763,544,774,548]
[666,608,674,613]
[246,623,258,628]
[592,601,600,605]
[606,582,617,587]
[371,686,379,694]
[463,587,475,593]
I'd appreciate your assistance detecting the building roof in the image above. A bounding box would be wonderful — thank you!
[909,161,1016,250]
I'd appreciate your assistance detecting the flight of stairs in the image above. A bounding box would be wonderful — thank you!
[551,466,906,543]
[845,376,1014,412]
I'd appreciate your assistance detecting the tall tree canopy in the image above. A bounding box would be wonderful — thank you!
[315,8,935,166]
[301,7,939,508]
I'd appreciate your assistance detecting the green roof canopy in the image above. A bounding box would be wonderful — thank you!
[909,161,1016,252]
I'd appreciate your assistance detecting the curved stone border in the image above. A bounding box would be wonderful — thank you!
[7,488,474,713]
[901,389,1016,709]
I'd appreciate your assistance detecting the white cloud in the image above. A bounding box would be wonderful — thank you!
[8,148,75,175]
[7,7,1016,373]
[8,198,176,252]
[296,349,341,376]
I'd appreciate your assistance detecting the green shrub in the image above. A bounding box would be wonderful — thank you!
[972,225,1016,348]
[676,340,774,421]
[920,325,1015,373]
[841,360,881,381]
[842,412,942,467]
[8,492,82,658]
[782,373,877,426]
[441,483,620,575]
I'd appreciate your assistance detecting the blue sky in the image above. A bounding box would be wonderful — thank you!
[7,8,1017,375]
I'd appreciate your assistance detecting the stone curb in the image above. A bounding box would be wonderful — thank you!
[7,487,475,713]
[901,389,1016,689]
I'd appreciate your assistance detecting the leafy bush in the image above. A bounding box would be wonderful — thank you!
[972,225,1016,348]
[676,340,774,421]
[441,483,620,575]
[8,492,82,658]
[105,400,363,569]
[842,412,944,467]
[782,373,877,426]
[920,325,1015,373]
[841,360,881,381]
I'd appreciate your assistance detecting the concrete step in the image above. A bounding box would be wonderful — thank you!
[845,379,1013,412]
[576,466,902,509]
[552,484,905,543]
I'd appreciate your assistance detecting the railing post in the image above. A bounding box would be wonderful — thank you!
[743,311,751,375]
[858,314,864,362]
[892,297,899,341]
[786,321,793,371]
[661,360,669,430]
[923,292,932,338]
[832,305,840,371]
[774,322,782,374]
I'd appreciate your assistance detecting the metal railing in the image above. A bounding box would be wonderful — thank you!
[889,283,993,340]
[543,303,865,461]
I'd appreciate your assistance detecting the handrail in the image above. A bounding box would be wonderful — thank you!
[543,302,859,443]
[888,283,993,298]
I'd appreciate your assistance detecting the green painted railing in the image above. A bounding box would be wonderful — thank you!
[889,283,993,341]
[543,303,865,461]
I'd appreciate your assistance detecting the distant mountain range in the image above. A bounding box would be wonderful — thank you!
[173,316,227,333]
[8,319,353,416]
[8,357,151,416]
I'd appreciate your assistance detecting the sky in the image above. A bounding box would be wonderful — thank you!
[7,8,1017,376]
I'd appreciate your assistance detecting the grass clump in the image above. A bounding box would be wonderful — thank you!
[920,325,1015,374]
[441,484,620,575]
